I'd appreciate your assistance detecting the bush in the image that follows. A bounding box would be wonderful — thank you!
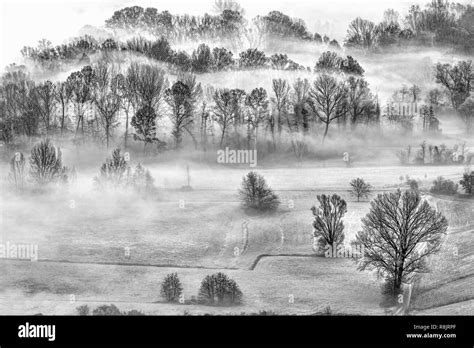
[92,304,122,316]
[239,171,280,212]
[198,272,243,306]
[430,176,458,195]
[76,305,90,316]
[406,179,419,191]
[160,273,183,302]
[29,139,68,186]
[125,309,145,316]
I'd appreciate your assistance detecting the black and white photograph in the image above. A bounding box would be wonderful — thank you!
[0,0,473,345]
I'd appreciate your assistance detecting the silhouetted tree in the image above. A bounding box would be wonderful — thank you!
[311,194,347,248]
[355,190,448,293]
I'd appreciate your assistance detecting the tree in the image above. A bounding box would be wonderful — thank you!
[212,47,234,71]
[29,139,68,186]
[55,80,73,135]
[67,66,95,138]
[198,272,242,305]
[314,51,342,73]
[271,78,290,140]
[94,148,130,190]
[191,44,213,73]
[245,87,268,149]
[213,0,245,15]
[213,88,245,146]
[150,36,172,62]
[34,80,56,135]
[125,63,166,114]
[458,95,474,133]
[160,273,183,302]
[165,81,194,148]
[435,60,473,109]
[310,194,347,249]
[308,74,347,141]
[239,171,280,212]
[460,171,474,195]
[350,178,372,202]
[238,48,268,69]
[346,76,373,129]
[130,163,154,194]
[355,190,448,293]
[126,63,167,150]
[292,78,311,133]
[345,17,377,50]
[92,63,122,148]
[131,106,159,151]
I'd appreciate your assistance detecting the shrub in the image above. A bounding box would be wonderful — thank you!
[76,305,90,316]
[198,272,243,306]
[160,273,183,302]
[29,139,68,186]
[239,171,280,212]
[430,176,458,195]
[92,304,122,316]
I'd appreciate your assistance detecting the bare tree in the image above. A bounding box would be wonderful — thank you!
[55,80,73,136]
[29,139,68,186]
[346,76,373,129]
[292,78,311,133]
[245,87,268,149]
[92,63,122,148]
[345,17,377,50]
[308,74,346,142]
[127,63,167,150]
[34,80,56,135]
[349,178,372,201]
[165,81,194,149]
[311,194,347,248]
[355,190,448,293]
[213,89,235,146]
[271,78,290,139]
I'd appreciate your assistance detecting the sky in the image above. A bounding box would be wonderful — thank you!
[0,0,460,69]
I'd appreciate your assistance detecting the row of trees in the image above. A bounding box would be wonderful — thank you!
[161,272,242,306]
[7,139,155,195]
[22,36,311,74]
[104,4,340,46]
[1,56,378,152]
[345,1,474,53]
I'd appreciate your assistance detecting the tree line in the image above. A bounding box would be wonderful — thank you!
[0,52,379,154]
[344,0,474,53]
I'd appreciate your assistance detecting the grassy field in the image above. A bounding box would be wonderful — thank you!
[0,164,471,315]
